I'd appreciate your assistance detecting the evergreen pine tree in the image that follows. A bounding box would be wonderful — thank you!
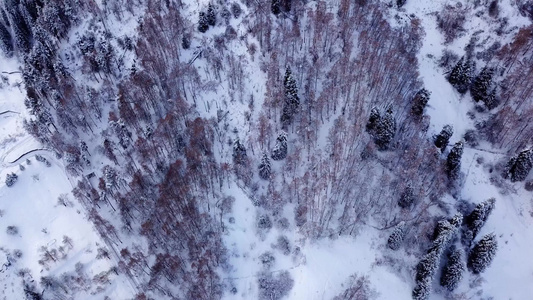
[466,198,495,240]
[271,0,281,15]
[446,141,464,181]
[233,138,247,165]
[471,67,499,110]
[448,58,475,94]
[0,21,13,57]
[440,248,465,291]
[8,8,32,53]
[207,3,216,26]
[366,107,380,133]
[198,11,209,33]
[434,125,453,152]
[504,149,533,182]
[413,249,439,300]
[398,185,415,208]
[471,67,493,102]
[411,88,430,117]
[374,106,396,151]
[280,67,300,127]
[468,233,497,274]
[387,221,406,250]
[271,132,288,161]
[258,153,272,180]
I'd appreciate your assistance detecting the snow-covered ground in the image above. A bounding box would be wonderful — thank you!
[0,55,134,299]
[1,1,533,299]
[223,1,533,299]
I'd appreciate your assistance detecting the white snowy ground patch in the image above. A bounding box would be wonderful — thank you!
[221,183,412,300]
[0,55,134,299]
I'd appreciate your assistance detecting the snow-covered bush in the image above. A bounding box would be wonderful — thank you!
[437,4,467,44]
[294,204,307,227]
[231,2,242,18]
[5,173,18,187]
[6,225,19,235]
[259,252,276,269]
[468,233,497,274]
[276,235,291,255]
[258,270,294,300]
[332,273,374,300]
[257,214,272,230]
[463,129,479,147]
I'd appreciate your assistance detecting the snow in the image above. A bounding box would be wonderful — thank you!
[0,54,134,299]
[1,1,532,299]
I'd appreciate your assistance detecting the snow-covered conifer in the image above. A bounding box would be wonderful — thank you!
[504,149,533,182]
[413,249,439,300]
[466,198,495,239]
[387,221,406,250]
[271,132,288,161]
[398,185,415,208]
[448,57,475,94]
[374,106,396,151]
[271,0,281,15]
[411,88,430,117]
[280,67,300,127]
[366,107,380,133]
[434,125,453,152]
[207,3,216,26]
[471,67,499,110]
[258,153,272,180]
[446,141,463,180]
[468,233,497,274]
[0,21,13,56]
[440,248,465,291]
[198,11,209,33]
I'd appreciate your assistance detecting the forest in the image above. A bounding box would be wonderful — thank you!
[0,0,532,299]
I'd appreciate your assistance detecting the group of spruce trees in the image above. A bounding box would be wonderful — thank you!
[448,57,499,110]
[365,106,397,151]
[386,198,498,300]
[232,66,296,181]
[198,3,217,33]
